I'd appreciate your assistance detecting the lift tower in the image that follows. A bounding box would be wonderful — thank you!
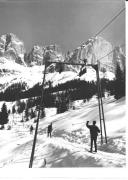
[29,60,107,168]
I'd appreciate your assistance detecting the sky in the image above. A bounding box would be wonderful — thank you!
[0,0,125,53]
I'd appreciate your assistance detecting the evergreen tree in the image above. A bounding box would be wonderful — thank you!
[25,106,29,121]
[0,103,9,125]
[56,92,69,114]
[17,101,26,121]
[17,101,26,114]
[12,105,16,126]
[114,63,125,99]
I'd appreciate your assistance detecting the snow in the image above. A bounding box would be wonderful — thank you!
[0,56,115,92]
[0,58,44,89]
[0,97,125,168]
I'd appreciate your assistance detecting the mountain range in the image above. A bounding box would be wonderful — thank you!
[0,33,125,93]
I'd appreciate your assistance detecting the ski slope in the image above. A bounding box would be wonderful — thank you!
[0,97,126,168]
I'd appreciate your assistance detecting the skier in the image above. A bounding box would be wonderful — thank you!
[47,123,53,138]
[30,125,34,134]
[86,121,100,153]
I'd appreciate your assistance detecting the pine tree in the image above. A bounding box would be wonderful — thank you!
[12,105,16,125]
[25,106,29,121]
[0,103,9,125]
[114,63,125,99]
[17,101,25,114]
[17,101,26,121]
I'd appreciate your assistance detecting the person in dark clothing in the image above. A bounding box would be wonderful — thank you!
[86,121,100,152]
[47,123,53,138]
[30,125,34,134]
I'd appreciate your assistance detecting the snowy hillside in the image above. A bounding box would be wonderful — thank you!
[0,57,44,90]
[0,56,115,92]
[0,97,125,168]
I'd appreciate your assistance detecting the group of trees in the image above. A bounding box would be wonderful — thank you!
[100,63,125,99]
[55,91,71,114]
[0,82,27,101]
[12,99,38,122]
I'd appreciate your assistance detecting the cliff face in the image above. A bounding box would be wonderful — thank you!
[0,33,26,66]
[113,46,125,71]
[66,36,115,72]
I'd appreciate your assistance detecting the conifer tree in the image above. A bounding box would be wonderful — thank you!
[25,106,29,121]
[0,103,9,125]
[114,63,125,99]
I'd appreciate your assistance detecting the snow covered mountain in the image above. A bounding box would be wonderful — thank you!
[0,33,26,66]
[66,36,125,73]
[26,45,44,65]
[0,33,125,93]
[25,44,64,67]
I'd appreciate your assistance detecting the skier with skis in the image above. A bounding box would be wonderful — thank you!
[86,121,100,153]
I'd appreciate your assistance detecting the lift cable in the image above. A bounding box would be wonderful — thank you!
[95,7,125,37]
[97,44,125,62]
[97,44,125,71]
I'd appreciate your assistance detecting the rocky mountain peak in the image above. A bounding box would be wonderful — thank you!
[66,36,120,73]
[0,33,26,66]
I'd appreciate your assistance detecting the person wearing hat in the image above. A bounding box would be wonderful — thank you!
[86,121,100,153]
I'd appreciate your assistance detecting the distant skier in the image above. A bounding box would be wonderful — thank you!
[47,123,53,138]
[30,125,34,134]
[86,121,100,153]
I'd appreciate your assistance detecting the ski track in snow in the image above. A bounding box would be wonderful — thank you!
[0,97,126,168]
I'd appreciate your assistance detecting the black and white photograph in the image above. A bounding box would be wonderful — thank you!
[0,0,126,176]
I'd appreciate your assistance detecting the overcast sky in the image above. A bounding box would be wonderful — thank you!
[0,0,125,52]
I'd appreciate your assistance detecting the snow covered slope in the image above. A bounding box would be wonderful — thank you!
[0,97,125,167]
[0,58,115,92]
[0,57,44,91]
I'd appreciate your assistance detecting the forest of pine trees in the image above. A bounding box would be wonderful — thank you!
[0,82,27,101]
